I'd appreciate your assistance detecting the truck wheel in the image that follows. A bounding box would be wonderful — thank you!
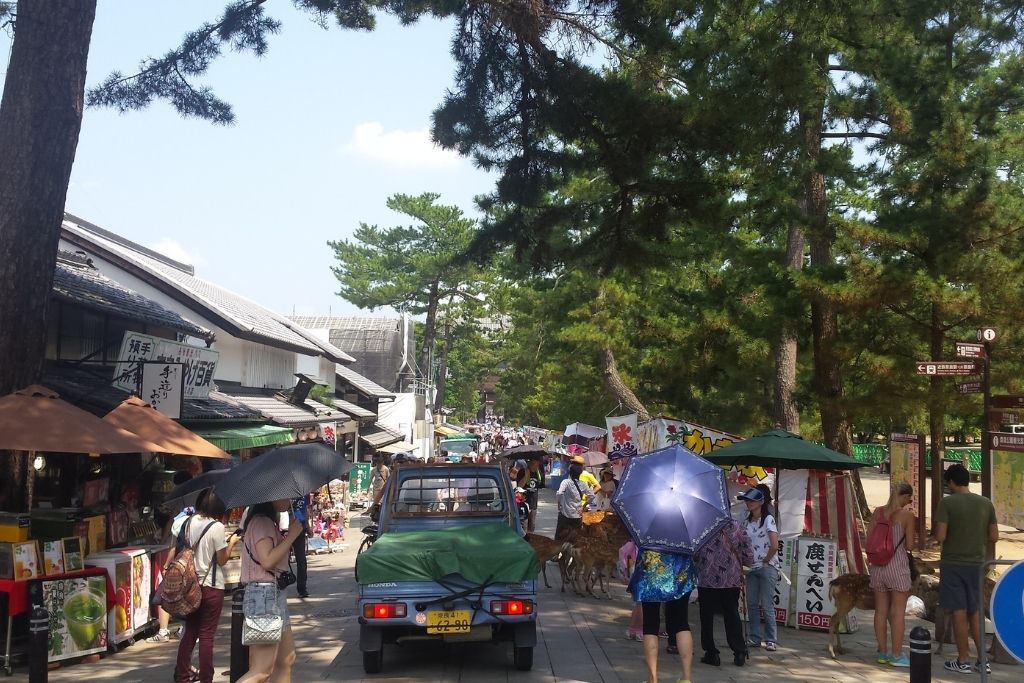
[363,649,383,674]
[513,645,533,671]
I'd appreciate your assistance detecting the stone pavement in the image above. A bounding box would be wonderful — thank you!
[11,489,1019,682]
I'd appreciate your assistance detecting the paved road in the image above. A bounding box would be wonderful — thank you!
[12,488,1020,682]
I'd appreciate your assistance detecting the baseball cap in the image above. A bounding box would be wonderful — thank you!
[570,455,585,465]
[737,487,764,502]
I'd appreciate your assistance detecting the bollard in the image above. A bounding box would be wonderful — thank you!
[230,587,248,683]
[909,626,931,683]
[28,605,49,683]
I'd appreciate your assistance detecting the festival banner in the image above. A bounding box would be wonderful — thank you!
[991,432,1024,530]
[606,414,639,462]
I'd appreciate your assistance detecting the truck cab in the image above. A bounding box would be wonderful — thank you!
[355,462,538,674]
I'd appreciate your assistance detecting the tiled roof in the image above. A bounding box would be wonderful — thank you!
[359,423,404,449]
[217,387,349,428]
[335,363,394,400]
[332,398,376,421]
[290,316,401,332]
[52,252,212,340]
[41,366,263,422]
[62,215,353,363]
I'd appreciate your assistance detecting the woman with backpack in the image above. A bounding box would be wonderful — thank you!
[866,481,915,667]
[172,490,239,683]
[238,499,304,683]
[739,485,781,652]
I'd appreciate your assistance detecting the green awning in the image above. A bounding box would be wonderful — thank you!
[191,425,294,451]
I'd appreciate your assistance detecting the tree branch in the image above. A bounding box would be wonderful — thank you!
[821,131,888,140]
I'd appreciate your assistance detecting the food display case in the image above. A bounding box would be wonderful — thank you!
[85,548,153,645]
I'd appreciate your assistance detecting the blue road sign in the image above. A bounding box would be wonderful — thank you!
[991,560,1024,664]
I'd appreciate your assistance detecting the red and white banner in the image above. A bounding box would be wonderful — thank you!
[606,413,638,461]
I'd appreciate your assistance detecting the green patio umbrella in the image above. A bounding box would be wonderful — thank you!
[703,428,869,471]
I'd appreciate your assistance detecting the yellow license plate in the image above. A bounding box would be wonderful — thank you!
[426,610,471,634]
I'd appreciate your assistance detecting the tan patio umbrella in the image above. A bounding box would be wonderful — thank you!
[0,385,164,510]
[103,396,229,459]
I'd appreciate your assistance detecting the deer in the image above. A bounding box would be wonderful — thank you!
[524,532,571,590]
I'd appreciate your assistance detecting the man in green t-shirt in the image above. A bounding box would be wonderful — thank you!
[934,463,999,674]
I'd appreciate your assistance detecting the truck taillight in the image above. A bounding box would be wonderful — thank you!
[363,602,407,619]
[490,599,532,615]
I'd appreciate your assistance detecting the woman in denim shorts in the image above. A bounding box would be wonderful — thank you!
[238,500,304,683]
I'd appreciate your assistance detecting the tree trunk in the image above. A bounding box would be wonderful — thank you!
[420,281,440,388]
[928,300,946,528]
[800,64,866,519]
[434,318,451,413]
[772,221,805,432]
[599,348,651,422]
[0,0,97,512]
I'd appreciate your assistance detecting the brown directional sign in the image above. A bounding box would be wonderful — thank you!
[957,381,982,394]
[915,361,981,376]
[991,395,1024,409]
[956,342,986,359]
[990,409,1022,424]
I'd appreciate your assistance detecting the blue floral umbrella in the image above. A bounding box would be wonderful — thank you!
[611,443,731,554]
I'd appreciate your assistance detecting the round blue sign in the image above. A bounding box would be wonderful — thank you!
[991,560,1024,664]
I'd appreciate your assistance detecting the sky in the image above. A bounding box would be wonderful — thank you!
[0,1,496,317]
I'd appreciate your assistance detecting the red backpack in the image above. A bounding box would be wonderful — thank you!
[866,509,903,567]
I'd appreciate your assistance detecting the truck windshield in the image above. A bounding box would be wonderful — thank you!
[392,473,506,516]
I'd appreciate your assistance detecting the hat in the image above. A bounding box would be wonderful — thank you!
[737,487,764,503]
[513,459,528,472]
[571,455,585,465]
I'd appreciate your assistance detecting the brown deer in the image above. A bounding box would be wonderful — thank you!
[524,532,570,590]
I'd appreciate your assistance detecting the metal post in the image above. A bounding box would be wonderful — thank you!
[229,588,247,682]
[909,626,931,683]
[979,559,1017,683]
[28,605,48,683]
[981,343,992,500]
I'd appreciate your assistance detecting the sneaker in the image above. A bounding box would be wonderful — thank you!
[889,655,909,667]
[974,660,992,674]
[146,629,170,643]
[746,638,762,649]
[700,652,720,666]
[944,659,973,674]
[764,641,777,652]
[876,651,890,664]
[733,651,747,667]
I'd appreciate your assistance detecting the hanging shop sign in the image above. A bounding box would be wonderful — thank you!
[113,332,218,399]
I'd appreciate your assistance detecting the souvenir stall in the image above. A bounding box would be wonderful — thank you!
[0,388,229,671]
[704,429,870,635]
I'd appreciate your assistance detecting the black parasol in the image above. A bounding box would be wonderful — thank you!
[162,469,229,513]
[213,442,353,509]
[500,444,548,460]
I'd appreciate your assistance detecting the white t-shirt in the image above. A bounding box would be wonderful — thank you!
[744,513,781,569]
[181,515,227,589]
[556,478,584,519]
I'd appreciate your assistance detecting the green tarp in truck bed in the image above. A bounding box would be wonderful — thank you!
[355,522,540,585]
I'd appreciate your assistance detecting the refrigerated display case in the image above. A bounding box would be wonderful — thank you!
[85,548,153,645]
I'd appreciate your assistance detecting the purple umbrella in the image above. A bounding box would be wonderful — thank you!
[611,443,731,554]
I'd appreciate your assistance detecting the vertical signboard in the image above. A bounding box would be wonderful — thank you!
[990,432,1024,531]
[141,362,184,418]
[773,538,796,625]
[795,536,838,631]
[889,433,925,546]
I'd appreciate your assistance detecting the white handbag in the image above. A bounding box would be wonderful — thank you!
[242,613,283,645]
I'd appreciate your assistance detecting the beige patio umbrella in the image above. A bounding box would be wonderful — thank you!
[103,396,229,459]
[0,385,163,510]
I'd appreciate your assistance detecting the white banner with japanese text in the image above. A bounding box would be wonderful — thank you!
[606,413,638,462]
[114,332,218,399]
[141,362,184,418]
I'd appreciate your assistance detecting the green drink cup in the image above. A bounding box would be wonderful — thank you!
[64,589,105,650]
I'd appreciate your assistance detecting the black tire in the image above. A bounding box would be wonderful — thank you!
[358,535,373,555]
[363,649,383,674]
[513,646,533,671]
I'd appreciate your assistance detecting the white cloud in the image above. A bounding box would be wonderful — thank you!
[343,122,462,169]
[149,238,205,267]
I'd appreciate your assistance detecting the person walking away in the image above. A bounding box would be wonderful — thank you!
[739,486,781,652]
[629,548,696,683]
[935,463,998,675]
[555,463,586,541]
[173,491,240,683]
[290,495,311,598]
[238,500,305,683]
[694,518,754,666]
[525,458,545,532]
[867,481,915,667]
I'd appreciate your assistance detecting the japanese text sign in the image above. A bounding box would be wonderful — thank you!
[113,332,218,399]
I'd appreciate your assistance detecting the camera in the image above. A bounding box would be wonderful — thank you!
[276,570,297,590]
